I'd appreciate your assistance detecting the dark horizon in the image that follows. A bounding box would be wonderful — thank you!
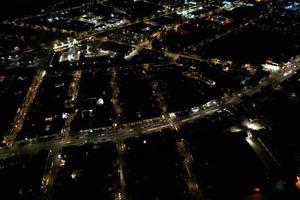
[0,0,74,19]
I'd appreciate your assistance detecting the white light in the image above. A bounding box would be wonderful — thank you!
[244,121,264,131]
[96,98,104,105]
[48,17,53,23]
[169,113,176,119]
[191,107,199,113]
[62,113,68,119]
[71,171,77,179]
[60,159,65,166]
[262,63,280,72]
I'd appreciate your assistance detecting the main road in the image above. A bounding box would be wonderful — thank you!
[0,55,299,160]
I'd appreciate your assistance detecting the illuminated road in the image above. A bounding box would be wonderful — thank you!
[60,70,82,138]
[0,55,299,159]
[52,0,218,52]
[185,9,274,52]
[3,69,47,145]
[246,135,280,170]
[176,139,203,199]
[78,0,216,39]
[116,142,127,200]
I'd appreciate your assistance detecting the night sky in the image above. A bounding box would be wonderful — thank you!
[0,0,64,19]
